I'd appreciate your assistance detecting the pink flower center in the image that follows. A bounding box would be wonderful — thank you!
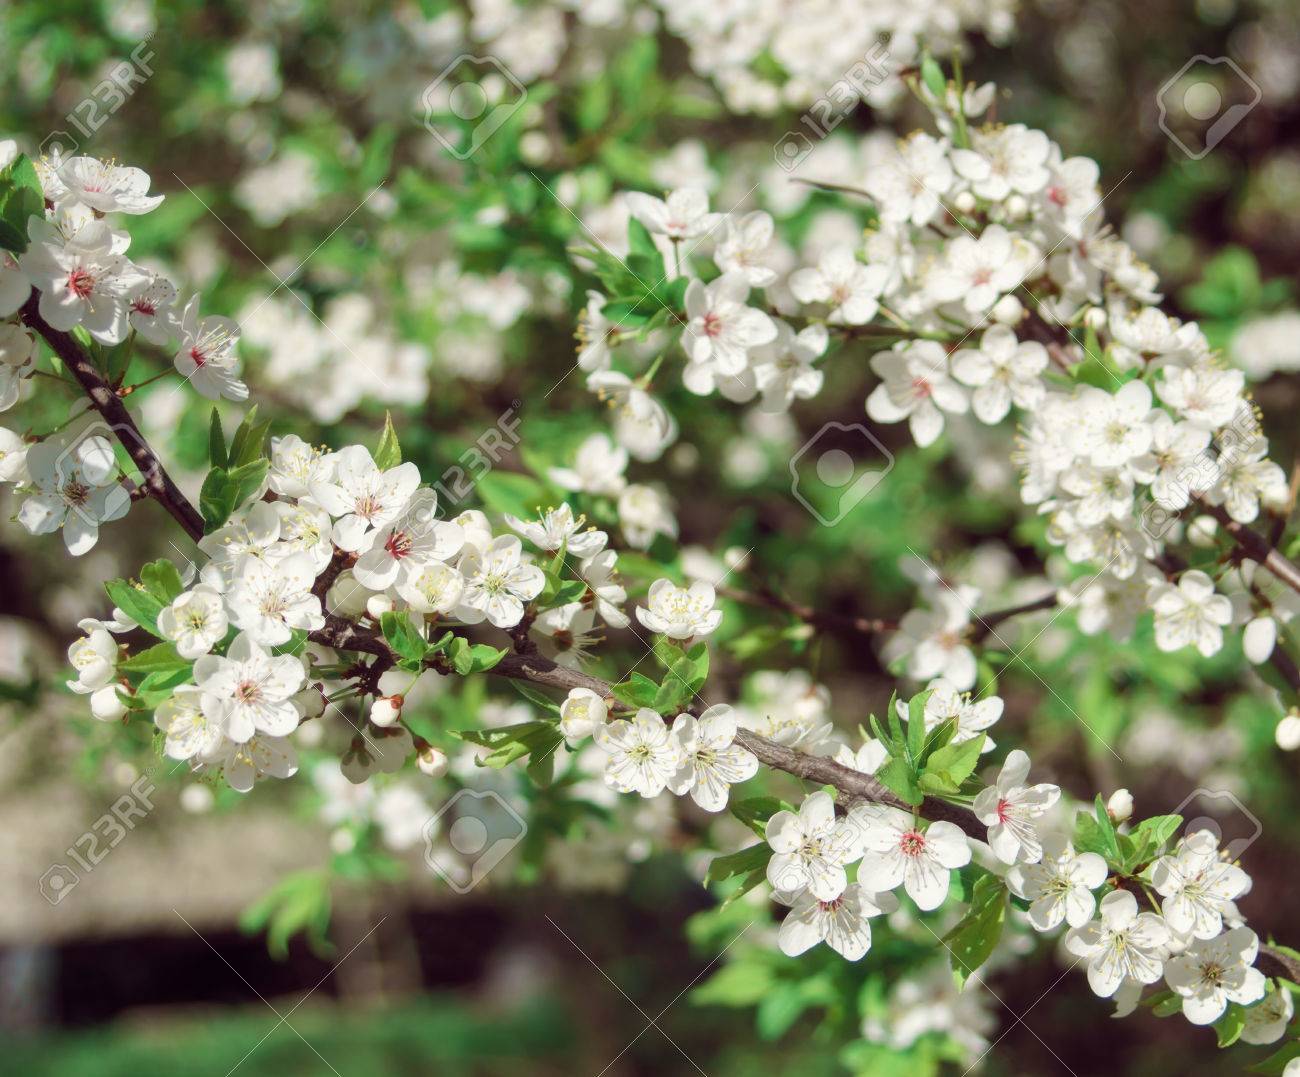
[133,299,156,316]
[68,268,96,298]
[385,530,413,559]
[996,797,1011,823]
[910,377,933,398]
[899,830,927,857]
[189,346,207,367]
[1047,186,1068,207]
[702,312,723,338]
[972,268,993,286]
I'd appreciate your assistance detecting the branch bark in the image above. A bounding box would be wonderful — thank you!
[1198,500,1300,597]
[21,296,205,543]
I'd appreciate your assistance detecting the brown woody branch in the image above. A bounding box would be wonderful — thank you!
[21,296,206,543]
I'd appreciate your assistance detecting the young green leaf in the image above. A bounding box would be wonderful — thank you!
[373,411,402,470]
[942,873,1007,989]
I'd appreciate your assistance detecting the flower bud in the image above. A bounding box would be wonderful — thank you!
[990,294,1023,325]
[1082,306,1107,331]
[1004,194,1029,220]
[953,190,976,214]
[1276,713,1300,751]
[366,594,394,619]
[369,695,403,728]
[327,572,369,618]
[559,687,608,744]
[90,684,128,721]
[1187,515,1218,547]
[1106,788,1133,824]
[417,745,449,778]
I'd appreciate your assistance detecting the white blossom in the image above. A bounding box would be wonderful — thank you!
[1065,890,1171,998]
[636,578,722,639]
[158,585,229,659]
[867,340,968,448]
[667,704,758,811]
[777,884,898,961]
[1007,834,1108,930]
[1163,927,1265,1025]
[595,707,684,797]
[1149,570,1232,657]
[1151,830,1251,939]
[457,534,545,629]
[851,804,972,911]
[766,790,864,901]
[193,632,306,743]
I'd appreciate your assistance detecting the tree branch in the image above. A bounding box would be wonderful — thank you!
[1197,500,1300,597]
[21,295,205,544]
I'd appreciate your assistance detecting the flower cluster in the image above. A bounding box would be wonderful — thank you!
[581,80,1295,682]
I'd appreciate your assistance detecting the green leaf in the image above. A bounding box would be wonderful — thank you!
[1125,814,1183,870]
[239,870,334,959]
[942,874,1007,989]
[876,756,923,806]
[118,642,190,676]
[453,720,561,769]
[576,75,612,133]
[373,411,402,470]
[705,842,772,886]
[465,644,506,674]
[105,579,166,637]
[208,409,228,469]
[730,796,786,838]
[475,471,550,518]
[919,733,985,794]
[1075,797,1123,865]
[1151,992,1184,1018]
[379,611,427,668]
[920,55,947,99]
[1212,1003,1246,1048]
[139,559,184,604]
[0,153,45,253]
[627,217,659,261]
[611,673,661,709]
[1249,1039,1300,1074]
[525,729,563,786]
[199,459,270,532]
[508,681,562,716]
[690,961,774,1007]
[226,404,270,468]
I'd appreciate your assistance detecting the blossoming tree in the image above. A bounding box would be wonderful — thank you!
[3,6,1300,1072]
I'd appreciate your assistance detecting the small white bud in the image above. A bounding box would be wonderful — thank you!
[1082,306,1107,331]
[953,190,976,214]
[90,684,128,721]
[327,572,369,618]
[1187,515,1218,547]
[417,746,449,778]
[1106,788,1134,824]
[292,687,326,719]
[1276,713,1300,751]
[330,828,357,854]
[1004,194,1029,220]
[559,687,608,744]
[370,695,403,728]
[990,294,1023,325]
[366,594,394,619]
